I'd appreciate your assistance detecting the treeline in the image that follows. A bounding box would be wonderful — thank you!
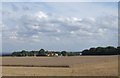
[10,46,120,57]
[82,46,120,55]
[12,49,75,57]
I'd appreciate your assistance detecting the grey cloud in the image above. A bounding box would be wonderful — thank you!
[2,9,117,43]
[95,15,118,30]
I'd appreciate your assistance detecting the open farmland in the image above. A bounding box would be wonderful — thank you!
[2,56,118,76]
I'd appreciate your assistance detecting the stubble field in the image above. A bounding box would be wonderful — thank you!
[2,56,118,76]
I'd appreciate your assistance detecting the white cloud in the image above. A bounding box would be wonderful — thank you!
[32,35,39,38]
[35,11,48,19]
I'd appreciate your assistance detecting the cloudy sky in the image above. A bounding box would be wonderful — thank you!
[1,2,118,53]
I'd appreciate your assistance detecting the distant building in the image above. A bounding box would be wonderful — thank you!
[54,53,58,57]
[80,53,82,56]
[47,52,59,57]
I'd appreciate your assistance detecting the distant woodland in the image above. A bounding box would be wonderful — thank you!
[3,46,120,56]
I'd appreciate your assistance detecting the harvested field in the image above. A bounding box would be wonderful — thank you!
[2,56,118,76]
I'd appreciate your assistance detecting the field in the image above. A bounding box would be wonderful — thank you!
[2,56,118,76]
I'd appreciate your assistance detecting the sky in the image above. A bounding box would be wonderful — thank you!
[1,1,118,53]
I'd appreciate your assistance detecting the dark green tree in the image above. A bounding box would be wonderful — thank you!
[117,46,120,55]
[38,49,46,56]
[21,50,27,56]
[61,51,67,56]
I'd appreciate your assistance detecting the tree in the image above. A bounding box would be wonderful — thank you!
[117,46,120,55]
[38,49,46,56]
[104,46,117,55]
[61,51,67,56]
[82,46,118,55]
[82,49,89,55]
[12,52,19,56]
[95,47,105,55]
[21,50,28,56]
